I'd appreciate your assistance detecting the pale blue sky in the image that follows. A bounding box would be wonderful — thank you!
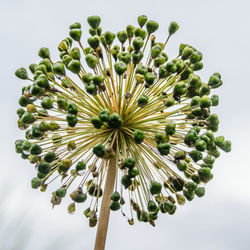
[0,0,250,249]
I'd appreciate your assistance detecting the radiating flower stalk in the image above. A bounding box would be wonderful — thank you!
[15,15,231,249]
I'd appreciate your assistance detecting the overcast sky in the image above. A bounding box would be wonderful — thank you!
[0,0,250,249]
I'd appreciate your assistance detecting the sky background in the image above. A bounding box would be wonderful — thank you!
[0,0,250,249]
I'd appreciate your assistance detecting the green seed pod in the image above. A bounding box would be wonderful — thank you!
[144,72,156,85]
[71,191,87,203]
[41,97,53,109]
[190,51,202,63]
[175,150,186,160]
[87,16,101,29]
[184,129,198,146]
[93,75,105,85]
[68,59,81,74]
[108,113,123,129]
[165,123,176,135]
[185,182,197,192]
[138,15,148,28]
[53,62,65,76]
[200,85,210,96]
[151,44,162,59]
[146,20,159,34]
[85,82,97,95]
[69,22,81,30]
[208,145,220,158]
[189,150,202,162]
[67,102,78,115]
[121,175,132,189]
[165,96,175,107]
[203,155,215,165]
[190,96,201,106]
[114,61,127,75]
[191,174,201,184]
[173,81,187,96]
[62,55,72,67]
[85,54,98,69]
[22,140,32,151]
[147,200,158,213]
[211,94,219,106]
[87,35,100,49]
[117,31,128,44]
[104,31,116,45]
[164,202,176,214]
[132,37,144,51]
[93,144,106,158]
[69,29,82,41]
[168,21,179,35]
[91,117,103,129]
[29,63,37,74]
[154,55,166,67]
[57,96,68,110]
[31,177,41,189]
[221,140,231,153]
[128,169,139,178]
[28,154,39,164]
[183,189,194,201]
[131,51,143,65]
[38,47,50,59]
[49,121,60,131]
[30,144,42,155]
[38,162,51,174]
[150,181,162,195]
[98,109,110,122]
[180,66,193,80]
[117,52,131,64]
[44,151,56,163]
[138,94,149,108]
[181,47,193,60]
[157,142,170,155]
[15,67,28,80]
[21,112,35,124]
[110,191,120,202]
[133,130,145,144]
[35,74,49,88]
[191,62,203,71]
[188,74,201,88]
[75,161,86,171]
[110,201,120,211]
[134,28,147,40]
[69,47,81,60]
[155,133,168,144]
[126,25,134,38]
[166,61,177,73]
[89,27,96,36]
[198,167,212,182]
[55,188,67,198]
[195,187,205,197]
[177,162,187,171]
[195,139,207,152]
[66,114,78,127]
[200,96,211,108]
[135,64,148,76]
[17,108,25,118]
[82,73,93,83]
[31,125,44,139]
[122,158,135,170]
[208,73,223,88]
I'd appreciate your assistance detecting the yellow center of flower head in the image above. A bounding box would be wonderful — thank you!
[15,15,231,227]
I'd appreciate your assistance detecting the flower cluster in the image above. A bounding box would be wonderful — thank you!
[15,15,231,227]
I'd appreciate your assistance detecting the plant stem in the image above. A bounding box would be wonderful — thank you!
[94,156,116,250]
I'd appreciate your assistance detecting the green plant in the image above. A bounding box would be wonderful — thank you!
[15,15,231,250]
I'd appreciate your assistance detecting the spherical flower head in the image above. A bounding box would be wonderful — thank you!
[14,15,231,228]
